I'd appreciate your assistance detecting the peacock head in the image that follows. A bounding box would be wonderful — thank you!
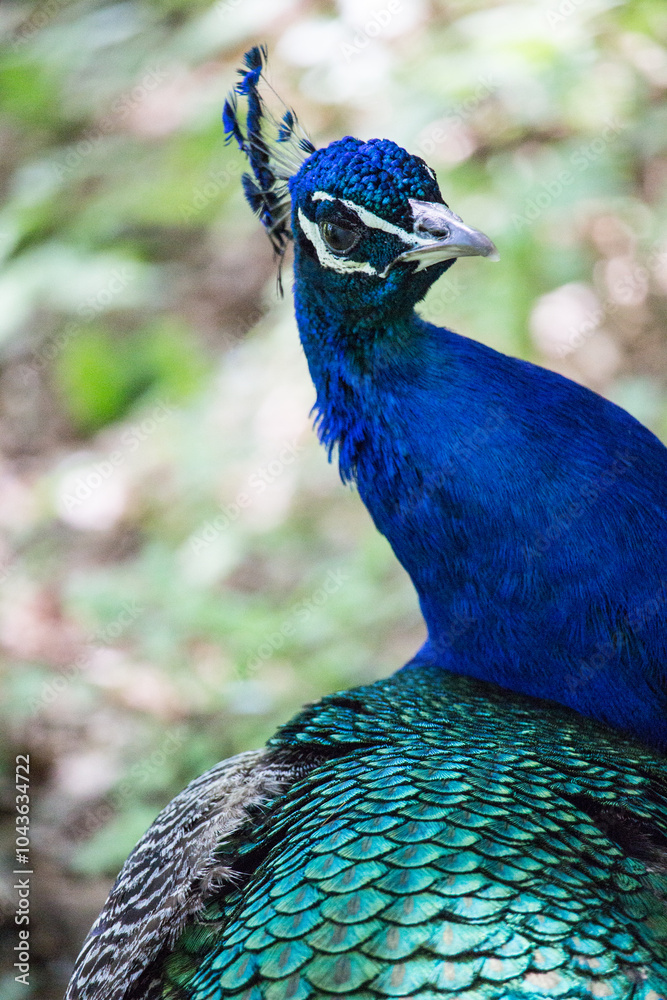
[224,47,497,325]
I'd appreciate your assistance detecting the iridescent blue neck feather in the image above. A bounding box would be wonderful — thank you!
[226,47,667,753]
[289,141,667,751]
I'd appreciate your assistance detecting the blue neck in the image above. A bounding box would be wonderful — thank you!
[294,286,417,483]
[293,278,667,752]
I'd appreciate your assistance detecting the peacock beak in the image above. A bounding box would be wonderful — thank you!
[395,198,499,271]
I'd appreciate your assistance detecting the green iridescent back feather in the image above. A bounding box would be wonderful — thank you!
[163,666,667,999]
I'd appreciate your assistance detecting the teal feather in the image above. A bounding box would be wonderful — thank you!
[64,51,667,998]
[162,666,667,999]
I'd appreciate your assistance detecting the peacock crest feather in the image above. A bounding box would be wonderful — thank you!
[223,45,316,288]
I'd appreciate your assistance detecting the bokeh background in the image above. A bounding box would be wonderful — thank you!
[1,0,666,995]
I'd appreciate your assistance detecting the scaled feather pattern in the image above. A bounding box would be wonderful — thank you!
[65,46,667,1000]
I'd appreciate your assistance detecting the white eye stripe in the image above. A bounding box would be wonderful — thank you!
[297,208,379,276]
[298,191,442,277]
[311,191,434,248]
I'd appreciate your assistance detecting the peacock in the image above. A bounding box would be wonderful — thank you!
[65,47,667,1000]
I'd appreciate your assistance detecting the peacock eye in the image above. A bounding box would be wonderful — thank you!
[319,220,360,255]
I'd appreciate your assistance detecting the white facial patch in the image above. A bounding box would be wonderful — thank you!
[297,208,379,276]
[298,191,441,276]
[298,190,497,276]
[312,191,420,246]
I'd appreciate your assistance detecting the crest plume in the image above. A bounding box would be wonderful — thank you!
[223,46,316,278]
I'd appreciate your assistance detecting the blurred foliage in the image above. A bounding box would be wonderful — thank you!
[0,0,667,994]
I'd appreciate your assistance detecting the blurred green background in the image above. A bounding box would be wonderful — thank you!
[1,0,666,994]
